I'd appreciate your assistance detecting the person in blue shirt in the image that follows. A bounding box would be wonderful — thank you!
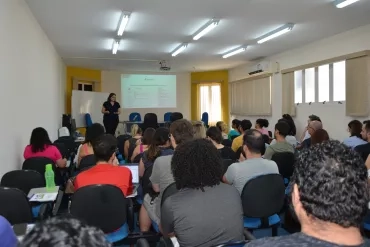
[343,120,367,149]
[101,93,121,135]
[228,119,241,140]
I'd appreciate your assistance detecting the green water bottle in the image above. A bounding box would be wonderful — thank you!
[45,164,55,191]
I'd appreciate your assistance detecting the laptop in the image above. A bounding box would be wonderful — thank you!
[123,163,139,185]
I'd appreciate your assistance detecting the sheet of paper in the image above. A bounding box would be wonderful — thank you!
[29,192,58,202]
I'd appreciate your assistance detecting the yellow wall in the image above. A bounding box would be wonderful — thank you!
[190,70,229,124]
[65,67,102,114]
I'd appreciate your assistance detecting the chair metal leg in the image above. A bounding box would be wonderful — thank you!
[243,229,255,240]
[272,225,278,236]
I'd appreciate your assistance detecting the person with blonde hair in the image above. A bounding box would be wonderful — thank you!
[192,121,206,139]
[216,121,229,140]
[124,124,142,160]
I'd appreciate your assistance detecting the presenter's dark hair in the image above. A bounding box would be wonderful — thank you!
[171,139,223,190]
[30,127,52,153]
[107,93,116,102]
[20,216,110,247]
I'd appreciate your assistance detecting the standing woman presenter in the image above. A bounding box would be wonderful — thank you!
[102,93,121,135]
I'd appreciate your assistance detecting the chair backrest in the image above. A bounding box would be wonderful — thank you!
[22,157,60,184]
[79,154,96,170]
[222,159,234,175]
[141,165,154,196]
[164,112,172,122]
[117,134,131,155]
[129,112,141,122]
[54,136,77,158]
[1,170,45,195]
[85,113,93,127]
[241,174,285,218]
[161,182,178,207]
[271,152,295,178]
[221,139,232,147]
[201,112,209,126]
[0,187,33,225]
[170,112,183,122]
[70,184,127,233]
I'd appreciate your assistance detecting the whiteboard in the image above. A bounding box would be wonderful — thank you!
[72,90,109,128]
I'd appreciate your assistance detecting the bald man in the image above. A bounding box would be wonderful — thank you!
[299,120,323,149]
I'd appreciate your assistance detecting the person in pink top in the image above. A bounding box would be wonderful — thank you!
[24,127,67,168]
[255,119,270,136]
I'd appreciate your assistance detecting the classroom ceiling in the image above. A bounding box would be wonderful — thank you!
[26,0,370,72]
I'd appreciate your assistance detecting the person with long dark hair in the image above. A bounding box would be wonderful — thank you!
[24,127,67,167]
[101,93,121,135]
[282,114,297,136]
[77,123,105,166]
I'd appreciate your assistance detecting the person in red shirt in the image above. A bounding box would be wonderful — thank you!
[74,134,133,196]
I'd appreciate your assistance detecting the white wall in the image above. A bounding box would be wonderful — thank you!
[0,0,65,177]
[229,23,370,141]
[101,70,191,121]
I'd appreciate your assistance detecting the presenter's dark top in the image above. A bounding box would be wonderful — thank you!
[103,101,120,121]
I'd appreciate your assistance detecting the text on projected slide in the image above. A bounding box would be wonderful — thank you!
[121,74,176,108]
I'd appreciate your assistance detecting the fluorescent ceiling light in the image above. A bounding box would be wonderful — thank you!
[222,47,247,59]
[117,13,130,36]
[193,19,220,40]
[171,44,188,57]
[112,41,120,54]
[257,24,295,44]
[335,0,361,8]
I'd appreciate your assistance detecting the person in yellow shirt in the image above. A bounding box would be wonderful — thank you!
[231,120,252,152]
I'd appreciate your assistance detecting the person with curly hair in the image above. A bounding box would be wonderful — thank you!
[255,118,269,136]
[245,140,369,247]
[161,139,243,247]
[20,217,111,247]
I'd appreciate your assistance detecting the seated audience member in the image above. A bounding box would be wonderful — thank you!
[282,114,297,136]
[299,120,323,149]
[24,127,67,168]
[20,217,110,247]
[231,119,252,152]
[343,120,367,149]
[299,114,321,143]
[270,119,298,147]
[162,139,244,247]
[216,121,229,139]
[228,119,241,140]
[245,140,369,247]
[264,121,295,160]
[74,134,133,196]
[255,118,269,136]
[124,124,142,161]
[192,121,206,139]
[311,129,329,145]
[143,119,193,226]
[0,216,17,247]
[77,123,105,166]
[355,121,370,161]
[139,128,174,231]
[224,130,279,194]
[141,113,159,133]
[131,127,155,162]
[206,127,236,160]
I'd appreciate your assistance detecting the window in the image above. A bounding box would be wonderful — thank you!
[199,84,221,125]
[318,64,329,102]
[294,71,303,104]
[333,61,346,101]
[305,68,315,103]
[78,83,93,91]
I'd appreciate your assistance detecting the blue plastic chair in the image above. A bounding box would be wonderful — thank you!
[164,112,172,122]
[241,174,285,237]
[201,112,209,127]
[85,113,93,127]
[129,112,141,122]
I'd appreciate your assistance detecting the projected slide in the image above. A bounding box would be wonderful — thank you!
[121,74,176,108]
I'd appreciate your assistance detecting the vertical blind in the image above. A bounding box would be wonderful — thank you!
[230,75,272,116]
[281,72,296,116]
